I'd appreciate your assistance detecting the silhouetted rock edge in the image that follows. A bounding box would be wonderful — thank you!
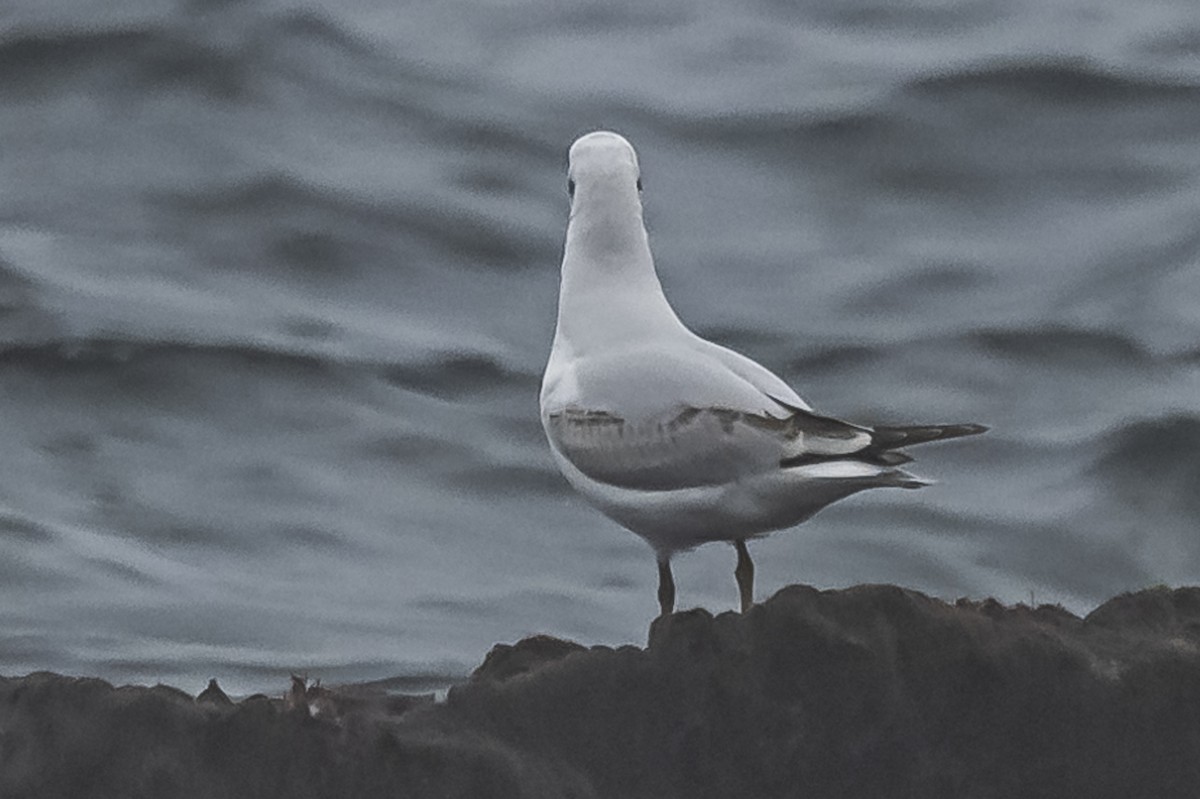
[4,584,1200,799]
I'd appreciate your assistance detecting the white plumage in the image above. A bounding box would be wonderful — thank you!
[540,131,985,615]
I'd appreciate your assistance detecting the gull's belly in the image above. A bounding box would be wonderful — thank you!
[547,443,828,552]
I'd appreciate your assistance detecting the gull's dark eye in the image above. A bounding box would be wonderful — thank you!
[636,177,643,192]
[567,178,576,198]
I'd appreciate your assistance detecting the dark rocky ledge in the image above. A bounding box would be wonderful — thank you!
[5,584,1200,799]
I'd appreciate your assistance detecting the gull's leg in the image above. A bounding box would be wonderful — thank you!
[657,555,676,617]
[734,539,754,613]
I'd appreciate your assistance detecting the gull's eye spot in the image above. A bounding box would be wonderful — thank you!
[567,178,576,198]
[636,177,643,192]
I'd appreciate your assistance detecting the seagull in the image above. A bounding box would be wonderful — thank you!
[539,130,986,617]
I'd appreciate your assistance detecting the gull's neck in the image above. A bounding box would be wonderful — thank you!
[554,180,687,355]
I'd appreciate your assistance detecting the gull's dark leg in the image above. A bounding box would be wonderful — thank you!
[657,555,676,617]
[734,539,754,613]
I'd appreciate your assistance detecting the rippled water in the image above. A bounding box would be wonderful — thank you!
[2,0,1199,693]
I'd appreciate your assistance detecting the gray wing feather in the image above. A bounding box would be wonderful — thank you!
[546,405,877,490]
[548,406,989,490]
[546,408,774,490]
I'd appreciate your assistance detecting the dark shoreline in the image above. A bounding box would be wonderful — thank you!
[5,584,1200,798]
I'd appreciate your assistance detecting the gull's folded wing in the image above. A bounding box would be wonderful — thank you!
[542,343,985,491]
[545,405,880,491]
[547,404,987,491]
[546,407,776,491]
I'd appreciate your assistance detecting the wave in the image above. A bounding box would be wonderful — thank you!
[0,7,439,103]
[161,172,552,270]
[839,263,995,315]
[660,56,1199,209]
[910,59,1200,102]
[0,28,159,96]
[654,104,897,154]
[787,326,1158,374]
[966,327,1153,367]
[0,337,333,375]
[0,508,55,543]
[448,463,569,498]
[0,336,528,398]
[0,251,40,319]
[0,22,268,102]
[758,0,1002,32]
[1093,414,1200,475]
[1089,414,1200,518]
[381,350,527,399]
[162,173,389,225]
[640,56,1200,151]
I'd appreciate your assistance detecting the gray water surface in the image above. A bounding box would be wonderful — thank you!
[2,0,1199,693]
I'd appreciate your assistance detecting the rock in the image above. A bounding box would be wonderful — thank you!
[471,634,588,682]
[196,678,233,707]
[442,584,1200,799]
[4,584,1200,798]
[1084,585,1200,634]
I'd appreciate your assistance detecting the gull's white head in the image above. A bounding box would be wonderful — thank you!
[554,130,680,350]
[567,131,642,203]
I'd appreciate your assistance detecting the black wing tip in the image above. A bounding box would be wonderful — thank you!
[886,422,989,435]
[870,422,990,449]
[940,423,989,439]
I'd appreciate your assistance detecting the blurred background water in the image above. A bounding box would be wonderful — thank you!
[1,0,1198,694]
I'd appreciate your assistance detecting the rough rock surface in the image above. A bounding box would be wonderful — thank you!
[4,584,1200,798]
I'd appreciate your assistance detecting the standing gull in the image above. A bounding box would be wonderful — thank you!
[540,131,986,617]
